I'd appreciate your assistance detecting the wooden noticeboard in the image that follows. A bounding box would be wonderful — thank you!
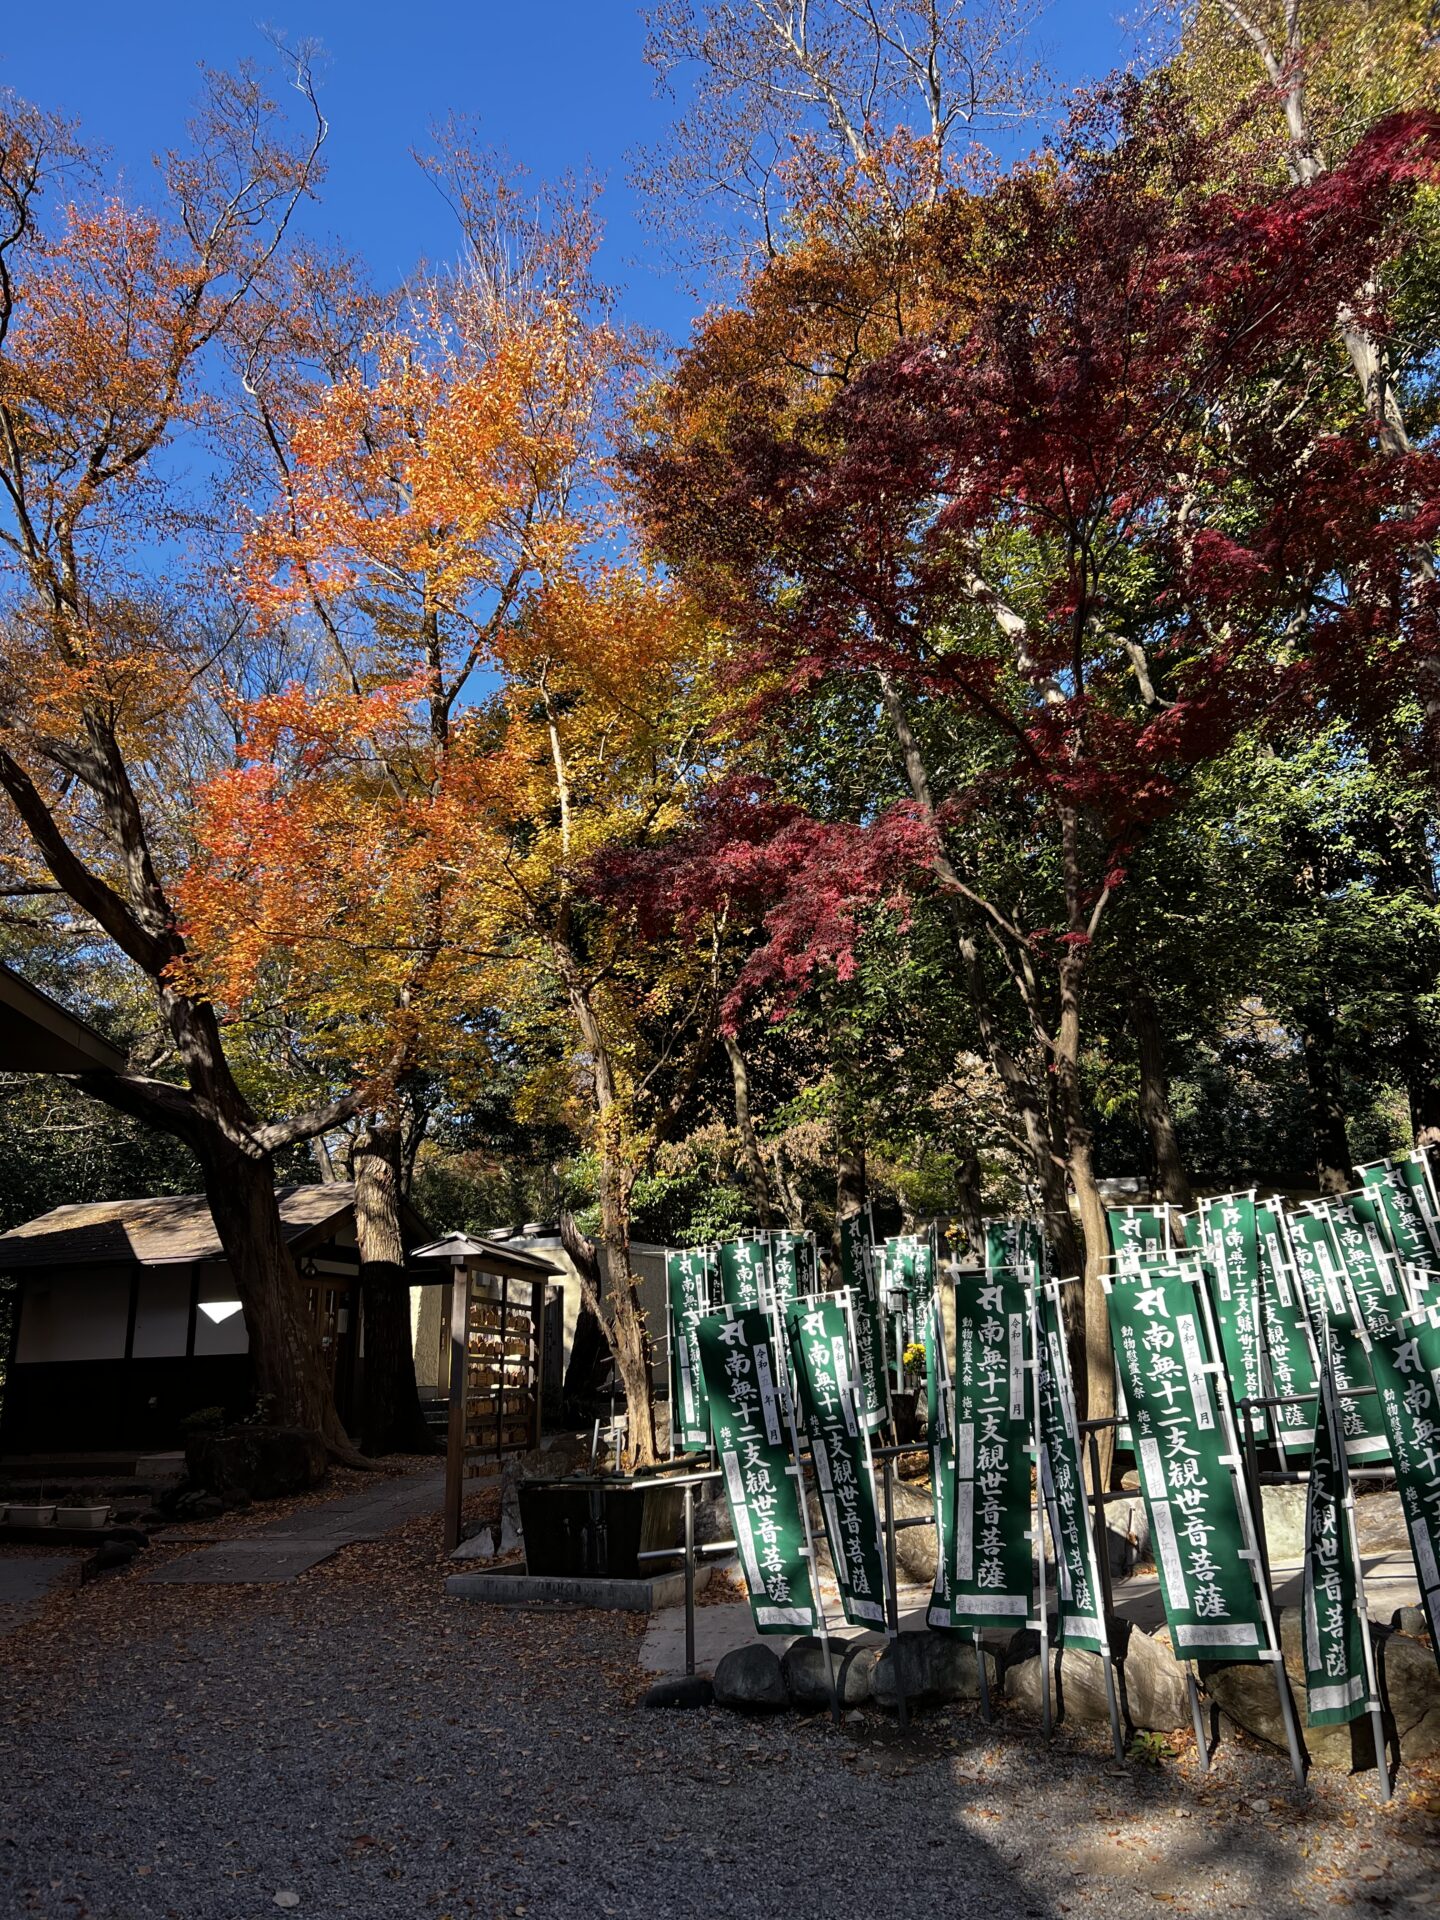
[443,1267,549,1551]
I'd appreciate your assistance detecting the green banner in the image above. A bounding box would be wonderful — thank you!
[718,1235,771,1314]
[696,1306,817,1634]
[1366,1298,1440,1659]
[839,1209,888,1432]
[949,1269,1034,1627]
[881,1233,935,1356]
[1398,1152,1440,1255]
[1036,1279,1107,1653]
[1302,1356,1372,1726]
[984,1218,1044,1279]
[666,1246,714,1450]
[1198,1193,1266,1432]
[1105,1206,1170,1270]
[1359,1158,1440,1269]
[925,1293,959,1629]
[1255,1199,1319,1459]
[1285,1209,1391,1465]
[786,1294,888,1629]
[1107,1260,1267,1660]
[769,1231,812,1313]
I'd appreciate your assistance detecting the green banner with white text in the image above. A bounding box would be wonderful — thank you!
[1036,1279,1107,1653]
[839,1209,888,1432]
[1302,1359,1372,1727]
[1255,1199,1319,1460]
[1285,1210,1390,1465]
[1359,1158,1440,1270]
[718,1236,771,1314]
[925,1293,959,1629]
[696,1306,817,1634]
[1198,1193,1266,1433]
[787,1294,888,1629]
[948,1269,1034,1628]
[666,1246,715,1450]
[1107,1261,1266,1661]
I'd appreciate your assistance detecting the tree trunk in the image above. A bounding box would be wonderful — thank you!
[952,1146,983,1262]
[1301,1006,1353,1193]
[723,1033,776,1226]
[560,1212,608,1406]
[594,1126,659,1471]
[195,1129,356,1469]
[1053,831,1113,1486]
[558,965,663,1471]
[1133,987,1193,1210]
[353,1122,435,1456]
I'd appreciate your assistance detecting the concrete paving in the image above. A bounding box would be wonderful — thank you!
[145,1466,446,1586]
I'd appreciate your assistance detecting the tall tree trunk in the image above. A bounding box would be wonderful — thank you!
[723,1033,776,1226]
[353,1122,435,1456]
[1054,819,1114,1486]
[1301,1005,1353,1193]
[1133,987,1194,1210]
[594,1122,659,1470]
[567,978,659,1471]
[952,1145,983,1262]
[195,1129,354,1468]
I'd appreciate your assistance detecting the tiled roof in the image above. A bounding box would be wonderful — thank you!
[0,1184,357,1271]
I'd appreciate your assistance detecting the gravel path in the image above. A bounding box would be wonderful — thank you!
[1,1486,1436,1920]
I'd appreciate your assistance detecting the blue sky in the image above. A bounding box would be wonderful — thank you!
[1,2,1134,345]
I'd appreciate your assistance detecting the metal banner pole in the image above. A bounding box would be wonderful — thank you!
[882,1456,909,1728]
[1027,1280,1052,1738]
[1081,1421,1126,1760]
[841,1286,903,1725]
[1191,1259,1307,1789]
[683,1482,696,1678]
[775,1319,841,1728]
[1288,1256,1393,1804]
[1187,1667,1210,1770]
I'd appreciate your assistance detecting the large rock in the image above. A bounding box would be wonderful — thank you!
[872,1631,933,1707]
[872,1630,998,1711]
[1201,1607,1377,1770]
[184,1426,327,1499]
[1381,1629,1440,1762]
[782,1636,876,1709]
[1005,1623,1187,1732]
[713,1643,788,1712]
[1118,1625,1190,1733]
[925,1634,1000,1705]
[886,1479,939,1587]
[1008,1648,1111,1725]
[1258,1486,1308,1563]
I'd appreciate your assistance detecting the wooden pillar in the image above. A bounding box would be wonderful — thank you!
[497,1275,509,1464]
[530,1279,545,1450]
[444,1260,470,1554]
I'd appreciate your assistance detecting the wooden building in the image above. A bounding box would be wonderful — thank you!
[0,1184,430,1457]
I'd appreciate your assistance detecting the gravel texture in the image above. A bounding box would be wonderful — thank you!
[1,1471,1436,1920]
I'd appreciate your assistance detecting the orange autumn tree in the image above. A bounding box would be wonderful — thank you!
[0,67,382,1461]
[182,162,732,1465]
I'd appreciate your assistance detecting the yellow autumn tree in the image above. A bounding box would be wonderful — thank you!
[182,153,733,1465]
